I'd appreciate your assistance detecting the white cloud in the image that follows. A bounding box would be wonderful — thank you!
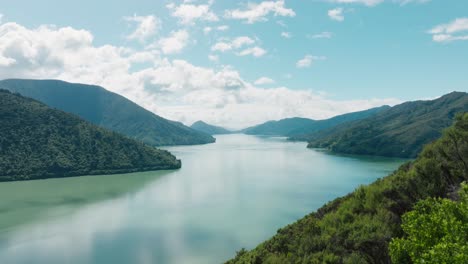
[237,46,267,57]
[167,1,218,25]
[157,30,190,54]
[281,31,292,38]
[296,55,326,68]
[328,8,344,22]
[429,18,468,43]
[308,32,333,39]
[203,25,229,35]
[211,36,265,57]
[203,27,212,35]
[328,0,383,6]
[124,15,160,42]
[0,14,3,24]
[208,54,219,62]
[327,0,429,6]
[225,1,295,24]
[0,21,401,129]
[254,77,275,85]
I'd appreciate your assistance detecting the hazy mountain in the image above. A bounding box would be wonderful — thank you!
[242,117,316,136]
[308,92,468,158]
[0,79,215,146]
[190,121,232,135]
[0,90,181,182]
[227,113,468,264]
[241,106,389,138]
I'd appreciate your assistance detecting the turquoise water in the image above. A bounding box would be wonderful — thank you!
[0,134,406,264]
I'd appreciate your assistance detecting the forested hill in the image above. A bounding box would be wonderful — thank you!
[191,120,232,135]
[0,90,181,182]
[241,106,389,138]
[0,79,215,146]
[227,112,468,264]
[308,92,468,158]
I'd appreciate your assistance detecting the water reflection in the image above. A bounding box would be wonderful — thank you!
[0,134,406,264]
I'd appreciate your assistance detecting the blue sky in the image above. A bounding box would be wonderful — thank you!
[0,0,467,128]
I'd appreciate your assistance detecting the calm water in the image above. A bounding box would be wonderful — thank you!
[0,134,406,264]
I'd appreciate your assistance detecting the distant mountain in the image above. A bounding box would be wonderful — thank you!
[0,90,181,182]
[0,79,215,146]
[242,117,316,136]
[308,92,468,158]
[241,106,389,138]
[190,121,232,135]
[288,106,391,141]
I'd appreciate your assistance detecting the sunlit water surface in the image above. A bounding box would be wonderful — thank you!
[0,134,406,264]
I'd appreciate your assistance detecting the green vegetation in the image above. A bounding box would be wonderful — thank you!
[191,120,232,135]
[227,113,468,264]
[0,79,215,146]
[307,92,468,158]
[0,90,181,182]
[389,183,468,264]
[241,106,388,138]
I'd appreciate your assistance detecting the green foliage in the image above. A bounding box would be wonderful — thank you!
[308,92,468,158]
[0,90,181,181]
[191,120,232,135]
[227,113,468,264]
[0,79,215,146]
[389,183,468,264]
[242,106,388,137]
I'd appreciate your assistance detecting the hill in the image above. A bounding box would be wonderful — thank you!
[0,90,181,182]
[0,79,215,146]
[241,106,389,138]
[308,92,468,158]
[190,120,232,135]
[227,113,468,264]
[288,106,390,141]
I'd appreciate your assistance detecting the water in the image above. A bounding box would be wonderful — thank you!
[0,134,406,264]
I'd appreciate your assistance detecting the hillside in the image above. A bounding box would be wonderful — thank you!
[308,92,468,158]
[241,106,389,138]
[0,79,215,146]
[227,113,468,263]
[191,120,232,135]
[0,90,181,182]
[288,106,390,141]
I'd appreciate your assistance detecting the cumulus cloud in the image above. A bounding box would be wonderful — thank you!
[254,77,275,85]
[225,0,295,24]
[0,21,400,129]
[167,1,218,25]
[124,15,160,42]
[211,36,266,57]
[328,8,344,22]
[308,32,333,39]
[428,18,468,43]
[157,30,190,54]
[327,0,429,6]
[296,55,326,68]
[281,32,292,38]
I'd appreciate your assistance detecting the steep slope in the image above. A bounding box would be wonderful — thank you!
[288,106,390,141]
[227,113,468,264]
[0,79,215,146]
[308,92,468,158]
[242,117,316,136]
[0,90,181,182]
[191,120,232,135]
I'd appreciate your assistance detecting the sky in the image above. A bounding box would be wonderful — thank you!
[0,0,467,129]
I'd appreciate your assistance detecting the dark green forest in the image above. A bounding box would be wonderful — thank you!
[227,112,468,264]
[0,79,215,146]
[308,92,468,158]
[0,90,181,182]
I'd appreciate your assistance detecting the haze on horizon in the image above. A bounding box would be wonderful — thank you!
[0,0,467,129]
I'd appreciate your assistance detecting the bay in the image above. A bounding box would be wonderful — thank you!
[0,134,406,264]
